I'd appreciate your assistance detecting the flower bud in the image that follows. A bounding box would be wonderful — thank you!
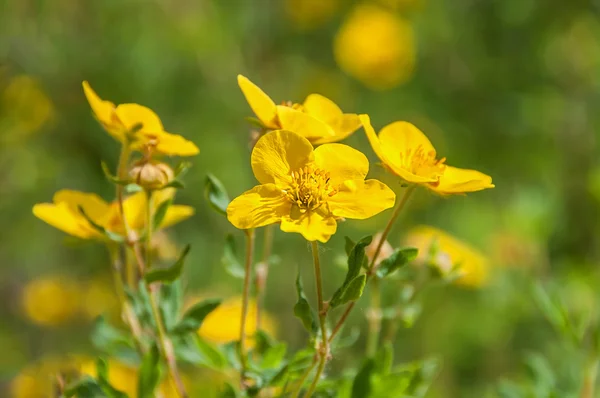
[129,160,173,190]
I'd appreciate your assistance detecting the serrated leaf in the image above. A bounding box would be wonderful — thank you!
[137,343,161,398]
[376,248,418,278]
[222,234,244,279]
[153,198,172,230]
[96,358,128,398]
[330,236,371,307]
[293,272,318,333]
[352,358,375,398]
[331,275,367,308]
[205,173,230,215]
[144,244,191,284]
[170,298,222,335]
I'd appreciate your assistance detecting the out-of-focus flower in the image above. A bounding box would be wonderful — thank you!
[404,225,489,287]
[10,356,77,397]
[334,4,416,90]
[226,130,395,242]
[21,277,81,326]
[199,296,277,347]
[32,188,194,240]
[80,278,119,320]
[285,0,341,30]
[365,232,394,266]
[376,0,422,11]
[82,81,199,156]
[490,231,547,270]
[238,75,361,144]
[2,75,53,140]
[361,115,494,195]
[152,230,180,261]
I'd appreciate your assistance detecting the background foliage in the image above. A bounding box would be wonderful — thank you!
[1,0,600,397]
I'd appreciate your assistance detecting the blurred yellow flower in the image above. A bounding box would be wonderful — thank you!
[238,75,361,144]
[82,81,199,156]
[21,277,81,326]
[80,278,119,320]
[2,75,53,139]
[361,115,494,195]
[285,0,340,30]
[226,130,395,242]
[404,225,489,287]
[32,188,194,240]
[199,296,277,346]
[334,4,416,90]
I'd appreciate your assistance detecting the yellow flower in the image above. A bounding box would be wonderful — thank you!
[198,296,277,346]
[334,4,416,90]
[82,81,198,156]
[361,115,494,195]
[404,225,489,288]
[21,277,81,326]
[80,278,119,320]
[2,75,53,138]
[237,75,361,144]
[32,188,194,240]
[226,130,396,242]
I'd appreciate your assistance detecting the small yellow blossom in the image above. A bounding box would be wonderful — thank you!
[227,130,396,242]
[82,81,199,156]
[237,75,361,144]
[32,188,194,240]
[334,4,416,90]
[361,115,494,194]
[2,75,53,139]
[21,277,81,326]
[404,225,489,287]
[198,297,277,346]
[285,0,341,30]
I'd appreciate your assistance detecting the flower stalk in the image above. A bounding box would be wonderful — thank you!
[240,228,256,387]
[256,225,273,330]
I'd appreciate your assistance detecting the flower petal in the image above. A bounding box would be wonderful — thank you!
[251,130,314,186]
[161,205,195,229]
[378,121,436,166]
[152,131,199,156]
[53,190,110,225]
[276,105,335,140]
[360,114,388,163]
[313,143,368,185]
[312,113,362,144]
[328,179,395,219]
[33,202,100,239]
[237,75,279,129]
[227,184,290,229]
[121,192,147,231]
[82,81,116,126]
[280,210,337,243]
[115,103,164,134]
[429,166,494,195]
[302,94,343,122]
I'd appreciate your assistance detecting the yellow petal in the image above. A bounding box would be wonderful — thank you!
[328,179,395,219]
[161,205,195,229]
[122,192,147,231]
[302,93,343,122]
[82,81,124,141]
[378,121,436,166]
[227,184,290,229]
[152,131,199,156]
[280,210,337,243]
[429,166,494,195]
[360,114,388,162]
[114,103,164,134]
[251,130,314,186]
[237,75,279,129]
[53,190,110,224]
[32,203,100,239]
[312,113,362,144]
[276,105,335,140]
[313,143,368,185]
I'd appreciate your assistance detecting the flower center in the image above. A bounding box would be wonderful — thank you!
[281,100,305,112]
[284,165,337,212]
[403,145,446,179]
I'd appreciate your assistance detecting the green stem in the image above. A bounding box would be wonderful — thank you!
[256,225,273,330]
[366,277,381,357]
[144,190,187,398]
[329,185,416,345]
[289,358,318,398]
[115,143,136,287]
[240,228,256,387]
[581,357,599,398]
[304,241,328,398]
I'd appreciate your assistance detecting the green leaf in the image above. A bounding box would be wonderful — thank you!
[344,236,356,256]
[77,206,125,243]
[170,298,222,335]
[173,161,192,179]
[101,161,130,185]
[205,173,230,215]
[220,382,238,398]
[91,316,137,361]
[173,334,227,369]
[159,281,183,331]
[352,358,375,398]
[144,244,191,284]
[64,376,104,397]
[153,198,173,230]
[330,236,371,308]
[96,358,129,398]
[331,275,367,308]
[376,248,418,278]
[162,180,185,190]
[374,342,394,375]
[293,272,318,333]
[245,116,266,128]
[137,343,161,398]
[222,234,245,279]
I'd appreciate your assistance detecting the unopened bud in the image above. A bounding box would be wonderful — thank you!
[129,160,173,190]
